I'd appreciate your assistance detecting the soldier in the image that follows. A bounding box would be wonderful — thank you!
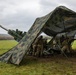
[61,36,70,53]
[43,38,47,50]
[32,36,44,57]
[60,35,65,44]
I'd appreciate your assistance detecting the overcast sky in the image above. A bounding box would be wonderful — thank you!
[0,0,76,34]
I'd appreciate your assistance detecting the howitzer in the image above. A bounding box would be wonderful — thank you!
[0,25,26,42]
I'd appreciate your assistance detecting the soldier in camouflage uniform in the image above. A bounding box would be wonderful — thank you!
[60,36,70,53]
[32,36,44,57]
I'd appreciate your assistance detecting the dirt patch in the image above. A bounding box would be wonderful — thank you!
[24,54,76,64]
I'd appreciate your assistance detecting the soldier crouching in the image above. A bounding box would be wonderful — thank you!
[32,36,44,57]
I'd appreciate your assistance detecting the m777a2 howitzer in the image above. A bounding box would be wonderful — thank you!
[0,25,26,42]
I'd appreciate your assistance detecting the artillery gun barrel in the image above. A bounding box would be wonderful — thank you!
[0,25,8,31]
[0,25,22,41]
[8,30,22,39]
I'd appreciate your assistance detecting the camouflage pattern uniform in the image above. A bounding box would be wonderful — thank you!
[32,36,44,57]
[61,38,70,53]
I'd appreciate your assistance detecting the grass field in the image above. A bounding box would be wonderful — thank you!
[0,40,76,75]
[0,40,18,54]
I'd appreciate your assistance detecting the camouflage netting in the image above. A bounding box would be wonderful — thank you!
[0,6,76,65]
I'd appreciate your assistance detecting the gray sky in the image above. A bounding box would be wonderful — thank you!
[0,0,76,34]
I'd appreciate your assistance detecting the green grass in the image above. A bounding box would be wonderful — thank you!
[0,40,18,54]
[0,56,76,75]
[0,40,76,75]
